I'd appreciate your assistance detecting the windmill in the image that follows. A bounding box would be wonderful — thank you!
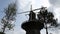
[21,5,45,34]
[20,4,48,34]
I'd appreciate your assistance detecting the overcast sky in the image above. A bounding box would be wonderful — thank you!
[0,0,60,34]
[17,0,60,34]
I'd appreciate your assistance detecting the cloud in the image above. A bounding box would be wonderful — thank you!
[53,8,60,23]
[49,0,60,7]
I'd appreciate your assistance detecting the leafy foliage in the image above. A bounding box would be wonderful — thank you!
[0,32,5,34]
[1,3,17,33]
[37,8,57,27]
[37,7,58,34]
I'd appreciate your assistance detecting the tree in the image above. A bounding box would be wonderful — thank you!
[37,7,57,34]
[1,2,17,33]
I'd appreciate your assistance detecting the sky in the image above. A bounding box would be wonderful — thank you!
[0,0,60,34]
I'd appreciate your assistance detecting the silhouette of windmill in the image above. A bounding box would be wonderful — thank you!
[18,3,49,34]
[21,5,45,34]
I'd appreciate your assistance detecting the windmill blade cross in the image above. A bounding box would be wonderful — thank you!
[17,11,30,14]
[32,8,41,11]
[17,6,47,14]
[17,8,41,14]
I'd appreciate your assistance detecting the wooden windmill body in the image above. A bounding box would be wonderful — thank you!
[21,5,44,34]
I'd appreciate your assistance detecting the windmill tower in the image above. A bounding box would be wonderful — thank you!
[21,5,44,34]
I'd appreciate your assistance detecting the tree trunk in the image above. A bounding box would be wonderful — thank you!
[46,24,48,34]
[3,25,6,33]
